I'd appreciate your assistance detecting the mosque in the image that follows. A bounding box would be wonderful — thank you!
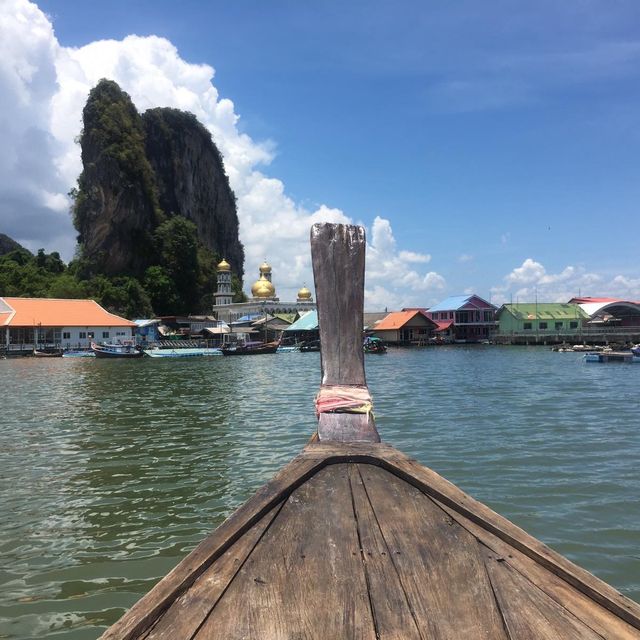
[212,258,316,323]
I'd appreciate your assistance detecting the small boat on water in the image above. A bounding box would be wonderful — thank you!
[299,339,320,352]
[584,351,640,364]
[144,347,222,358]
[62,349,95,358]
[632,344,640,357]
[33,349,63,357]
[91,341,144,359]
[363,335,387,353]
[221,341,279,356]
[101,224,640,640]
[276,345,301,353]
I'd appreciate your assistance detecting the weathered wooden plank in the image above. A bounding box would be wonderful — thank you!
[374,451,640,630]
[100,454,327,640]
[143,502,283,640]
[310,223,367,387]
[348,465,422,640]
[483,546,603,640]
[317,411,379,443]
[195,464,376,640]
[310,222,379,443]
[303,441,398,459]
[359,464,508,639]
[435,498,640,640]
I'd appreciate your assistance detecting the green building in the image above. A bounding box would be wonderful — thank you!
[496,303,589,337]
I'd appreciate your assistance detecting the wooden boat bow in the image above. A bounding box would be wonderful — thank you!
[101,223,640,640]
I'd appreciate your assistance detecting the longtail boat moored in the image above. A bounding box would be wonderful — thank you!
[101,224,640,640]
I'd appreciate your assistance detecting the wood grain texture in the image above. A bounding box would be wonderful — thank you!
[483,546,604,640]
[310,223,380,443]
[311,223,366,387]
[376,453,640,631]
[317,411,379,443]
[435,499,640,640]
[348,465,422,640]
[359,464,508,639]
[143,503,283,640]
[100,454,326,640]
[195,464,376,640]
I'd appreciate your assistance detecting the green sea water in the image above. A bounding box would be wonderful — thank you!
[1,346,639,638]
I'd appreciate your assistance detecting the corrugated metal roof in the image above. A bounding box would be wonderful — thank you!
[428,294,494,312]
[0,297,135,327]
[499,303,589,320]
[374,310,433,330]
[284,310,318,331]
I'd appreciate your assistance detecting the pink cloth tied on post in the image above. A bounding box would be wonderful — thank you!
[315,385,374,417]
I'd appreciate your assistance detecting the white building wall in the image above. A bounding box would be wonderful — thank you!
[59,326,134,349]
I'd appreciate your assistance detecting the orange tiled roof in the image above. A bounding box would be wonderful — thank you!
[374,310,431,330]
[0,297,135,327]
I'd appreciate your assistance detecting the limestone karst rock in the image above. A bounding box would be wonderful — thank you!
[72,79,244,280]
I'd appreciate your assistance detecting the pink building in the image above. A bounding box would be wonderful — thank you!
[426,295,497,342]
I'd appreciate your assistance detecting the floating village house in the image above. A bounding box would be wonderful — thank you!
[425,294,497,342]
[0,297,135,353]
[213,259,316,323]
[496,299,640,343]
[283,309,319,345]
[569,297,640,330]
[496,302,589,341]
[372,309,438,345]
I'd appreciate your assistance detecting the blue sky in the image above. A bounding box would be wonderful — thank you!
[4,1,640,307]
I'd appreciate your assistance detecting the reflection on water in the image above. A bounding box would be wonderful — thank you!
[0,347,639,638]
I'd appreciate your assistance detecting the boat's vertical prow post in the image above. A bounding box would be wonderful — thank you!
[310,223,380,443]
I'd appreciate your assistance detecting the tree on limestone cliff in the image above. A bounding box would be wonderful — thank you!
[71,79,162,278]
[152,217,200,314]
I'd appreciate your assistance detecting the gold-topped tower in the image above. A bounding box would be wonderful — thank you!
[297,285,313,302]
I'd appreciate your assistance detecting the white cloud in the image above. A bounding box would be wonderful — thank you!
[364,217,444,308]
[458,253,473,263]
[490,257,640,305]
[1,0,441,310]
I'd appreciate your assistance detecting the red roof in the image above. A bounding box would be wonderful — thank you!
[0,297,135,327]
[374,310,435,330]
[435,320,453,331]
[568,297,620,304]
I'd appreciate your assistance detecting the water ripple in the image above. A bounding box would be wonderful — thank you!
[0,347,639,638]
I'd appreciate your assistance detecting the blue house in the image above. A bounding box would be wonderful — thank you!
[133,318,161,345]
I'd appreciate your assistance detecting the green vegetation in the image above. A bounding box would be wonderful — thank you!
[72,80,163,237]
[1,79,245,319]
[0,240,245,318]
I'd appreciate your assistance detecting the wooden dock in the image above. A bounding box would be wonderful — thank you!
[101,224,640,640]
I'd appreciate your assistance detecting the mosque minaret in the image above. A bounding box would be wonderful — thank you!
[214,259,233,306]
[213,259,315,322]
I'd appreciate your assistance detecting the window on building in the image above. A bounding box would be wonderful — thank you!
[523,322,532,330]
[449,312,454,319]
[87,332,94,339]
[63,332,71,339]
[79,332,87,339]
[539,322,548,330]
[555,322,563,330]
[570,321,578,329]
[102,332,109,339]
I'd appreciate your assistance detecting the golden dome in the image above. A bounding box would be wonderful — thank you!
[251,274,276,298]
[259,261,272,274]
[297,286,312,300]
[217,258,231,272]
